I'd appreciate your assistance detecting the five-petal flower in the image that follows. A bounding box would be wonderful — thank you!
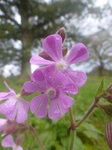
[24,65,77,120]
[30,34,89,90]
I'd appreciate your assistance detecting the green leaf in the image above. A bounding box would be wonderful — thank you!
[95,77,105,98]
[74,136,84,150]
[78,122,103,135]
[78,122,104,141]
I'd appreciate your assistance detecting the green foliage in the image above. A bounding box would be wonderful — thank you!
[95,77,105,98]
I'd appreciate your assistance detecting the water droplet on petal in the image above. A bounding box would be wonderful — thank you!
[56,37,59,40]
[54,109,60,114]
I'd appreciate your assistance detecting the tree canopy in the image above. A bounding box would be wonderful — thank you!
[0,0,89,77]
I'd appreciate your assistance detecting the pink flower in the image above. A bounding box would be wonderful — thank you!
[30,34,89,90]
[2,135,23,150]
[0,82,29,123]
[24,65,76,120]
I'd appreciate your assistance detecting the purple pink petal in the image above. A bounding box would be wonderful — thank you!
[43,34,63,61]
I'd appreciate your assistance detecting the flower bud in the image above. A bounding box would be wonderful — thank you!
[56,27,66,43]
[108,94,112,103]
[106,84,112,94]
[2,123,17,137]
[62,48,68,57]
[108,89,112,94]
[105,122,112,149]
[100,104,112,117]
[20,89,33,96]
[39,48,67,61]
[39,51,52,61]
[16,134,24,146]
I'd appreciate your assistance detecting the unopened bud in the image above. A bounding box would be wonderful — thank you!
[108,89,112,94]
[39,48,68,61]
[2,123,17,137]
[62,48,68,57]
[100,104,112,117]
[39,51,52,61]
[16,134,24,146]
[20,89,33,96]
[19,123,27,130]
[105,122,112,149]
[108,94,112,103]
[106,84,112,94]
[56,27,66,43]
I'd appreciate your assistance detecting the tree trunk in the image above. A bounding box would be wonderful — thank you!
[98,66,103,76]
[98,56,104,76]
[21,32,32,78]
[19,0,32,78]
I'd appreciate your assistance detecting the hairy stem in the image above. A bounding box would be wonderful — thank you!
[69,130,75,150]
[30,125,45,150]
[68,92,104,150]
[69,107,74,125]
[68,107,76,150]
[75,102,96,128]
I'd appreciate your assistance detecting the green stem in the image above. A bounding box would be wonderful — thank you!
[75,93,105,128]
[30,125,45,150]
[69,130,75,150]
[68,93,104,150]
[75,101,96,128]
[69,107,74,124]
[68,107,76,150]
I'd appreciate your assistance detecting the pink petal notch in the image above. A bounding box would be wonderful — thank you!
[65,43,89,64]
[43,34,63,61]
[31,94,47,114]
[48,100,61,120]
[57,93,74,114]
[36,98,48,118]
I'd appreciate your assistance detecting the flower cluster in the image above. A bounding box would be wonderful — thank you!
[0,28,89,149]
[24,33,89,120]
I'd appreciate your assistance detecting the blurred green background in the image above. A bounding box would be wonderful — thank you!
[0,0,112,149]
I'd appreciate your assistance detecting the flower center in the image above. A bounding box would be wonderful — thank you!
[46,87,56,99]
[56,59,68,71]
[16,93,21,100]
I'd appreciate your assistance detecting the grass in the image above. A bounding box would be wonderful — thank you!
[0,76,112,150]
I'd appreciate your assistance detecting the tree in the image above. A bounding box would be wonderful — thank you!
[0,0,88,77]
[86,29,112,76]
